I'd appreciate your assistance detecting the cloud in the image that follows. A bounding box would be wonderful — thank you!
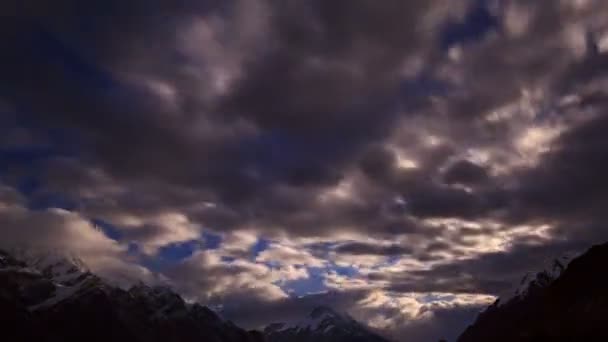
[256,242,326,268]
[385,300,490,342]
[0,192,153,286]
[216,287,493,342]
[442,160,489,185]
[333,242,412,256]
[166,249,288,305]
[118,212,200,255]
[4,0,608,340]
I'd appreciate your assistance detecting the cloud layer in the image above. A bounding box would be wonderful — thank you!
[3,0,608,340]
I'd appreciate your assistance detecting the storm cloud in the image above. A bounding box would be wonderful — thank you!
[3,0,608,340]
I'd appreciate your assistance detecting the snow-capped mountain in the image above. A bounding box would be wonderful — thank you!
[264,306,389,342]
[495,255,571,306]
[457,242,608,341]
[0,249,264,342]
[10,248,90,283]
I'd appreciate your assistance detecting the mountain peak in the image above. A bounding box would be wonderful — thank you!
[496,255,572,306]
[0,248,264,342]
[265,305,389,342]
[8,247,91,285]
[309,305,340,319]
[458,242,608,341]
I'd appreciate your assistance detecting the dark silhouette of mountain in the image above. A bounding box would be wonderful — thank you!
[0,249,264,342]
[458,242,608,341]
[264,305,390,342]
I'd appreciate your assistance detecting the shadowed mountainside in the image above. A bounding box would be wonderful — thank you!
[458,242,608,342]
[264,305,390,342]
[0,249,264,342]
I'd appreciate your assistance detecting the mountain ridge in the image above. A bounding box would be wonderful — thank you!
[264,305,390,342]
[494,254,571,307]
[457,242,608,341]
[0,249,264,342]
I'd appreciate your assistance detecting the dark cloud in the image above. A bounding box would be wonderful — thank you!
[390,303,487,342]
[334,242,412,256]
[4,0,608,340]
[407,186,486,219]
[442,160,489,185]
[375,238,589,297]
[514,111,608,223]
[359,144,399,182]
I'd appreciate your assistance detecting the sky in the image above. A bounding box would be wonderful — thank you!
[1,0,608,341]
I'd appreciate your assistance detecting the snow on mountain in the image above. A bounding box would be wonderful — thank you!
[28,279,90,311]
[458,241,608,341]
[0,249,39,275]
[0,248,109,311]
[265,306,389,342]
[496,255,572,306]
[0,248,265,342]
[273,306,353,332]
[128,282,192,319]
[8,247,90,285]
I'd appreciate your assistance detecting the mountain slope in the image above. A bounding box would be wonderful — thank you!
[458,242,608,342]
[264,306,389,342]
[0,249,264,342]
[495,255,570,306]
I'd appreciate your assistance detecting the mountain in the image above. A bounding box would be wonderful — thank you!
[495,255,570,306]
[457,242,608,341]
[264,305,390,342]
[0,249,264,342]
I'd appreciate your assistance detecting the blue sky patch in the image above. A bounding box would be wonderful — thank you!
[92,218,123,241]
[251,238,271,257]
[203,232,223,250]
[419,293,457,304]
[333,264,359,277]
[282,267,327,297]
[441,0,499,49]
[158,240,204,262]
